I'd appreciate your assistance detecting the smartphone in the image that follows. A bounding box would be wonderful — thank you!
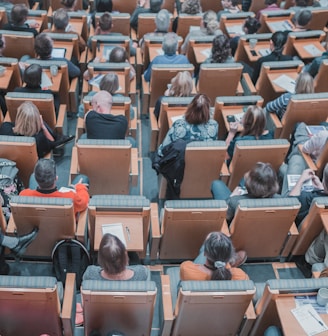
[250,50,257,56]
[227,115,236,122]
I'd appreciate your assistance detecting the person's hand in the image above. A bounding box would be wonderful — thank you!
[312,174,323,189]
[27,20,40,28]
[70,177,89,189]
[229,121,239,133]
[299,169,315,183]
[83,69,91,81]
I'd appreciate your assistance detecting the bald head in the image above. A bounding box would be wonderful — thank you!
[91,90,113,114]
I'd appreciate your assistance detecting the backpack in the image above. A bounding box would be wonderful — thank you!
[0,158,24,222]
[52,239,91,289]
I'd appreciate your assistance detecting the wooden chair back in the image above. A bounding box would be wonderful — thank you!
[314,59,328,93]
[0,30,35,59]
[137,13,173,41]
[0,57,22,92]
[95,12,131,36]
[176,14,202,40]
[90,34,130,59]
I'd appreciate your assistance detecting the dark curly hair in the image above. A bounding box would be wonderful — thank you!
[211,34,231,63]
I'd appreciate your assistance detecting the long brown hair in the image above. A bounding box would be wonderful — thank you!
[241,106,266,138]
[185,94,211,124]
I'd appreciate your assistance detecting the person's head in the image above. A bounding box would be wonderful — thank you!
[211,34,231,63]
[241,105,266,137]
[294,0,308,6]
[155,9,170,32]
[202,10,217,27]
[243,16,261,34]
[99,12,113,31]
[53,8,69,30]
[322,164,328,192]
[185,93,211,124]
[181,0,201,14]
[91,90,113,114]
[244,162,279,198]
[99,72,119,94]
[270,31,288,54]
[221,0,239,9]
[162,32,179,55]
[61,0,76,9]
[109,46,128,62]
[95,0,113,12]
[204,232,234,280]
[265,0,277,5]
[35,33,53,59]
[150,0,163,12]
[33,158,57,189]
[168,71,193,97]
[23,64,42,88]
[11,4,28,25]
[206,19,220,35]
[294,9,312,28]
[13,101,42,137]
[295,72,314,94]
[98,233,128,275]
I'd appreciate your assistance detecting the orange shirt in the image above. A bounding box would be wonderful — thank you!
[180,260,249,281]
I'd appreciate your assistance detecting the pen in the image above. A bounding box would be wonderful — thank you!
[125,226,130,241]
[309,310,324,327]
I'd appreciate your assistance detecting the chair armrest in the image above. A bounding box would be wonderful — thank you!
[298,144,317,171]
[239,301,257,336]
[69,146,79,184]
[76,117,85,140]
[76,209,88,245]
[61,273,76,336]
[135,47,143,88]
[129,113,137,139]
[281,222,299,258]
[221,219,230,237]
[6,215,17,235]
[142,76,150,115]
[130,148,138,186]
[150,202,161,260]
[241,73,257,95]
[220,162,230,185]
[160,274,175,336]
[55,104,68,135]
[150,107,159,152]
[69,78,79,114]
[267,112,282,138]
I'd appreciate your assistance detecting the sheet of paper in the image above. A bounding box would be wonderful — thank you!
[295,295,328,315]
[291,304,328,336]
[303,44,323,57]
[226,25,244,35]
[89,74,105,88]
[272,74,296,93]
[268,20,293,31]
[102,223,127,247]
[156,48,164,55]
[287,174,313,191]
[41,72,53,89]
[258,48,270,56]
[201,48,211,58]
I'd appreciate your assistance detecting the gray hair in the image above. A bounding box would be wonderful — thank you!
[162,32,178,55]
[34,159,56,189]
[155,9,170,32]
[53,8,69,30]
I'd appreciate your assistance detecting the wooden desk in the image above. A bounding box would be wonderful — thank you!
[43,69,62,92]
[148,45,165,62]
[244,41,271,63]
[192,44,212,64]
[167,110,185,128]
[26,17,44,33]
[222,19,245,38]
[293,40,325,60]
[266,18,294,33]
[69,21,83,37]
[83,72,125,94]
[276,296,328,335]
[52,41,74,60]
[221,107,245,132]
[267,71,298,94]
[94,214,144,252]
[0,69,13,90]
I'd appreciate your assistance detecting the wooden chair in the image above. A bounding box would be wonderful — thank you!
[249,0,282,16]
[142,63,194,114]
[150,96,193,152]
[5,92,67,135]
[46,32,80,61]
[81,279,157,336]
[229,198,300,260]
[7,196,87,257]
[0,30,35,59]
[0,273,76,336]
[257,10,294,34]
[70,139,138,195]
[158,141,228,199]
[219,12,255,37]
[291,197,328,257]
[150,199,228,261]
[161,0,175,13]
[314,59,328,93]
[90,34,131,59]
[305,6,328,31]
[0,7,8,28]
[94,12,131,36]
[187,34,216,69]
[200,0,223,13]
[25,59,79,114]
[161,267,256,336]
[0,57,22,93]
[227,139,290,191]
[0,135,38,187]
[28,9,48,32]
[255,60,304,105]
[87,195,152,257]
[250,278,328,336]
[49,0,83,11]
[176,13,202,40]
[284,30,326,60]
[112,0,136,15]
[268,92,328,139]
[213,95,264,140]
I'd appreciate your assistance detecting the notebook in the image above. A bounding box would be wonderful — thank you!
[51,48,66,58]
[305,125,327,136]
[287,174,313,192]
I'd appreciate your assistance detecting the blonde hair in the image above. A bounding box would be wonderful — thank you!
[13,101,42,136]
[168,71,193,97]
[295,72,314,94]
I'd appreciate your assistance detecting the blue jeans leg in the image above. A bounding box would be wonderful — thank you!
[211,180,231,200]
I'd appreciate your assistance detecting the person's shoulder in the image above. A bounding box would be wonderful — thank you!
[130,264,150,279]
[230,267,249,280]
[207,119,218,127]
[83,265,102,280]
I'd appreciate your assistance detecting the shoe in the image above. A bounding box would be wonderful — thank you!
[11,228,39,257]
[54,135,75,149]
[230,250,247,268]
[294,255,312,278]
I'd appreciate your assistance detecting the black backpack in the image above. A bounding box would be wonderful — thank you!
[52,239,91,289]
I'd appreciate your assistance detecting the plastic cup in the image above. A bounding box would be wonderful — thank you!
[249,38,257,50]
[50,65,58,77]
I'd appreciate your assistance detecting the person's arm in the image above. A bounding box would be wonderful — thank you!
[66,60,81,79]
[157,120,180,156]
[265,93,290,117]
[225,122,238,153]
[40,116,55,142]
[71,178,90,213]
[307,57,321,78]
[289,169,323,196]
[143,62,152,82]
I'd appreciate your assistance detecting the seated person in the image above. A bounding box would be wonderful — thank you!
[90,0,113,28]
[256,0,281,20]
[172,0,201,32]
[143,32,190,83]
[83,233,150,280]
[289,164,328,226]
[20,158,90,215]
[265,72,314,120]
[84,90,128,140]
[154,70,193,121]
[292,8,312,32]
[305,40,328,78]
[2,4,39,37]
[252,31,293,84]
[14,64,60,116]
[180,232,248,281]
[217,0,240,21]
[0,102,73,158]
[157,94,218,156]
[225,106,273,166]
[44,8,86,54]
[211,162,281,224]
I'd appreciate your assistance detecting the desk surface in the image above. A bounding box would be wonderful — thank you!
[192,44,212,64]
[43,69,62,92]
[52,41,74,61]
[293,40,325,60]
[276,296,328,335]
[222,19,245,38]
[244,41,271,63]
[222,107,245,132]
[267,70,298,94]
[266,18,294,33]
[0,68,13,90]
